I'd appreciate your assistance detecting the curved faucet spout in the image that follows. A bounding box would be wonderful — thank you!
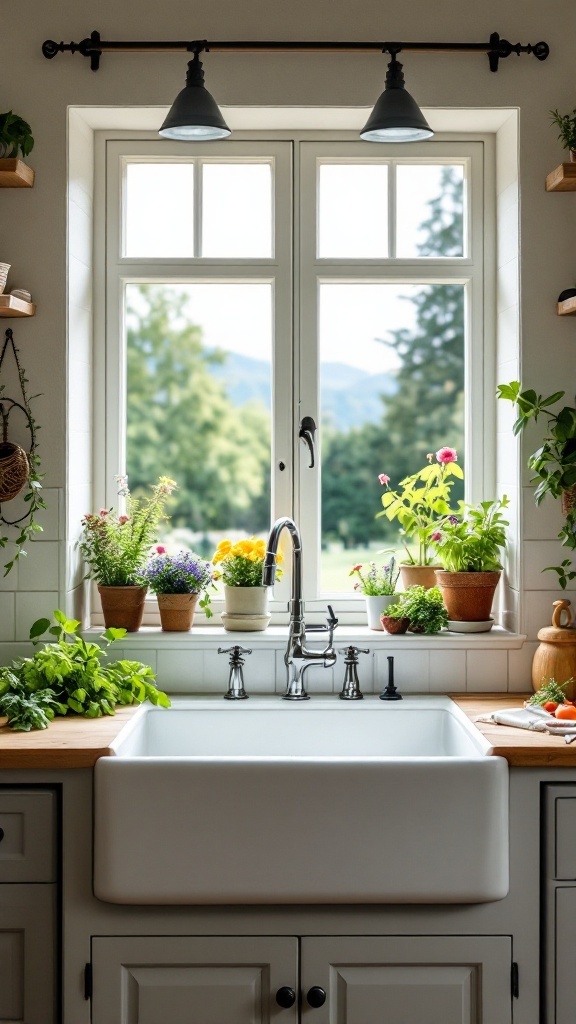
[262,517,337,700]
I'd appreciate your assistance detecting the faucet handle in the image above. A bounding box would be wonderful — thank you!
[338,645,369,701]
[219,646,252,700]
[218,645,253,660]
[338,646,370,658]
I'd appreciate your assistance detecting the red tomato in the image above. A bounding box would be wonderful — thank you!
[555,705,576,720]
[543,701,559,713]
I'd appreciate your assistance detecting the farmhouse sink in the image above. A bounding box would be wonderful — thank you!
[94,695,509,905]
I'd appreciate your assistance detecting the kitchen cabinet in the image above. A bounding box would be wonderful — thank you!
[0,787,57,1024]
[543,784,576,1023]
[90,933,512,1024]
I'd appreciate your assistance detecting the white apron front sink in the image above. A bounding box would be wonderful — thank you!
[94,695,508,905]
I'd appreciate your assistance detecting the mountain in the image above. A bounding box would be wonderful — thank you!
[209,351,397,432]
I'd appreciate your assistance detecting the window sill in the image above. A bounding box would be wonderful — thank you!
[85,624,527,650]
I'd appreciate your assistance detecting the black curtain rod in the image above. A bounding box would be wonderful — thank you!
[42,30,549,73]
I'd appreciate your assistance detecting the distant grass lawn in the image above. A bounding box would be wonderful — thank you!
[320,542,402,594]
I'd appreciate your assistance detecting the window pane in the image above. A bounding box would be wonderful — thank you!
[125,282,272,562]
[319,281,465,593]
[318,164,388,258]
[125,163,194,257]
[201,163,272,257]
[396,164,464,257]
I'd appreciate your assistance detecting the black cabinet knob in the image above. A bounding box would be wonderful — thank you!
[306,986,327,1008]
[275,986,296,1008]
[0,827,4,842]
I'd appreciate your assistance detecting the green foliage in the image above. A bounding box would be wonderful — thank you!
[349,555,399,596]
[543,558,576,591]
[322,167,465,548]
[126,286,271,537]
[432,497,509,572]
[386,585,448,634]
[0,111,34,159]
[528,677,573,706]
[80,477,176,586]
[550,109,576,152]
[376,454,462,565]
[0,611,170,731]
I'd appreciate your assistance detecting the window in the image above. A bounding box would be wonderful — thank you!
[100,133,492,620]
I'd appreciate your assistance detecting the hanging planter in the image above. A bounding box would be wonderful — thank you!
[0,328,45,576]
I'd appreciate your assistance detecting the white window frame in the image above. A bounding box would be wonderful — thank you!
[94,129,495,625]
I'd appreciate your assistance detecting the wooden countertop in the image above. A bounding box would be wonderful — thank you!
[0,695,575,770]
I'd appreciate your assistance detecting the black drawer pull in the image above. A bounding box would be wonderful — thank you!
[0,827,4,843]
[307,986,326,1008]
[275,986,296,1008]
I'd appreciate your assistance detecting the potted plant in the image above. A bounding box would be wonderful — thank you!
[142,547,214,631]
[0,110,34,160]
[80,475,176,631]
[432,497,509,629]
[213,536,283,631]
[350,556,400,630]
[497,381,576,590]
[376,447,463,589]
[384,585,448,635]
[550,108,576,161]
[380,601,411,635]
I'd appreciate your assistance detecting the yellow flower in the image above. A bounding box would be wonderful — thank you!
[213,539,232,564]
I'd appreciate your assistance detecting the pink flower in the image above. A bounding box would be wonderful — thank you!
[378,473,390,486]
[352,564,362,572]
[156,545,166,554]
[431,531,442,542]
[118,515,129,525]
[99,509,108,516]
[436,447,458,465]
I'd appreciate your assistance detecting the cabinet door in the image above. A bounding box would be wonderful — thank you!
[92,936,298,1024]
[555,887,576,1024]
[0,884,56,1024]
[301,936,512,1024]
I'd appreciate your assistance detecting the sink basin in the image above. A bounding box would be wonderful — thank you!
[94,695,508,905]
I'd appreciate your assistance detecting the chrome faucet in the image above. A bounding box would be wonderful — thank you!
[262,517,338,700]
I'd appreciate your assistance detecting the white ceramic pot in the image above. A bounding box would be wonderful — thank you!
[222,585,270,632]
[365,594,396,630]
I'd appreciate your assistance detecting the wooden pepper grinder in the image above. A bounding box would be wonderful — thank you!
[532,600,576,699]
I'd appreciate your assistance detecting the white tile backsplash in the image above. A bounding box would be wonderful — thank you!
[0,593,15,641]
[157,648,205,692]
[466,649,508,691]
[523,540,576,591]
[15,592,60,640]
[497,257,519,314]
[524,589,566,640]
[429,650,466,692]
[17,541,60,592]
[376,649,430,693]
[508,642,538,692]
[33,489,62,542]
[522,486,567,541]
[0,545,18,591]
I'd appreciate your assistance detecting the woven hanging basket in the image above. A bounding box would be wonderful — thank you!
[561,485,576,518]
[0,441,30,502]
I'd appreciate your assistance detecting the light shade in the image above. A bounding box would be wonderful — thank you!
[159,53,231,141]
[360,58,433,143]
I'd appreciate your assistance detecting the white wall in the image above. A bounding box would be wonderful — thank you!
[0,0,574,689]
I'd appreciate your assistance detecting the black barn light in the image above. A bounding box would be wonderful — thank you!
[360,55,433,142]
[159,51,230,141]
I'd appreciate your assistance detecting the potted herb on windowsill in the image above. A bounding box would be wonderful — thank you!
[432,496,509,631]
[382,585,448,635]
[212,537,283,632]
[376,447,463,589]
[350,556,400,630]
[142,547,214,631]
[80,476,176,632]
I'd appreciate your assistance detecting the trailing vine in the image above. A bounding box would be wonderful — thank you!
[0,328,45,576]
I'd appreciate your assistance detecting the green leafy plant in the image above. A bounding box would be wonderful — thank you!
[349,555,399,596]
[550,108,576,153]
[80,476,176,586]
[0,111,34,159]
[0,610,170,731]
[497,381,576,587]
[376,448,463,566]
[528,677,573,707]
[431,497,509,572]
[386,585,448,634]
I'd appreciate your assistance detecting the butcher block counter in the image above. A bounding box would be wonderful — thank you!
[0,694,574,769]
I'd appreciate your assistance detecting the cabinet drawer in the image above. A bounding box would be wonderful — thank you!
[0,789,56,882]
[555,796,576,879]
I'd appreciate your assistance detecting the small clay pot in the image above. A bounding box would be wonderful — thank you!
[157,592,198,632]
[399,564,442,590]
[434,570,500,622]
[98,585,147,632]
[381,615,410,634]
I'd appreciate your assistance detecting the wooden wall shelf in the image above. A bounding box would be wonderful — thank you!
[0,294,36,317]
[558,296,576,316]
[546,163,576,192]
[0,158,35,188]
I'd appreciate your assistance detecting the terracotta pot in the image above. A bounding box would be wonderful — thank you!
[434,570,500,622]
[157,592,199,632]
[98,585,147,632]
[365,594,396,630]
[532,599,576,700]
[399,564,443,591]
[221,585,270,632]
[381,615,410,634]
